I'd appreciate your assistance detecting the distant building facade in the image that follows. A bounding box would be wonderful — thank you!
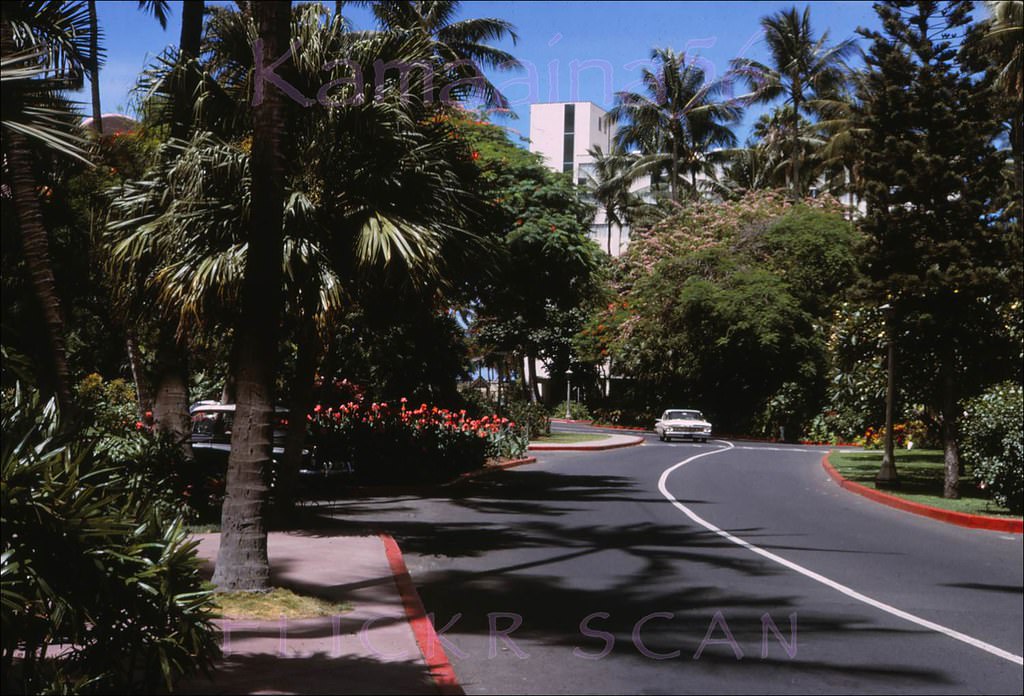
[529,101,633,257]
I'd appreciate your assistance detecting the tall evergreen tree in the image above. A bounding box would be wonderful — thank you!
[856,0,1016,498]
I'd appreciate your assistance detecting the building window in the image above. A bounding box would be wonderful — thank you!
[564,103,575,133]
[563,134,575,172]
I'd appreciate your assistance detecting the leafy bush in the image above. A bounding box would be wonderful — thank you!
[551,400,591,421]
[1,386,219,694]
[857,421,931,450]
[961,382,1023,513]
[506,399,550,440]
[76,372,138,434]
[310,399,527,483]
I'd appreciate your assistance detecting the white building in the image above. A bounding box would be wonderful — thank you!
[529,101,633,257]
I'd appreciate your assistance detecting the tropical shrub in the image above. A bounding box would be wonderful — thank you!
[551,400,591,421]
[1,386,218,694]
[309,399,527,483]
[961,382,1024,513]
[506,399,550,440]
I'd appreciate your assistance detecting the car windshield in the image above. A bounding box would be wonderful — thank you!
[665,410,702,421]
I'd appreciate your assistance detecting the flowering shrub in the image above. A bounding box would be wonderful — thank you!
[309,399,527,483]
[961,382,1023,514]
[858,421,929,450]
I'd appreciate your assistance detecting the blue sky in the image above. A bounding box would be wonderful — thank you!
[85,1,884,143]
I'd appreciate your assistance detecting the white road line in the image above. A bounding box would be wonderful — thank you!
[657,440,1024,667]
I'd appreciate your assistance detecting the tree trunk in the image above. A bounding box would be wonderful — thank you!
[941,360,960,499]
[88,0,102,134]
[790,87,801,198]
[527,354,540,403]
[213,0,290,592]
[125,333,152,414]
[1011,113,1023,219]
[173,1,204,139]
[670,138,679,202]
[275,315,319,518]
[152,331,194,461]
[6,129,74,413]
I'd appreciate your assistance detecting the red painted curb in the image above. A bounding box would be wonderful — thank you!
[448,457,537,483]
[529,436,644,452]
[380,534,464,696]
[822,453,1023,534]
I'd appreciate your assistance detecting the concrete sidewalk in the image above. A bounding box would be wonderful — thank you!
[178,532,458,695]
[528,433,645,451]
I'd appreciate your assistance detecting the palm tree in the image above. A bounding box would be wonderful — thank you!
[2,0,95,412]
[364,0,520,108]
[730,5,858,197]
[584,144,641,254]
[713,146,783,199]
[110,3,493,554]
[608,47,740,203]
[209,0,292,592]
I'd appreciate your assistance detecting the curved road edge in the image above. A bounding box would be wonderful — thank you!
[380,534,465,696]
[821,453,1023,534]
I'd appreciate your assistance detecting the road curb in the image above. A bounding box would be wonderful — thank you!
[822,453,1023,534]
[447,457,537,482]
[528,435,645,451]
[380,534,464,696]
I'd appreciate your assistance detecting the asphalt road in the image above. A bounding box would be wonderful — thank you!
[319,428,1024,694]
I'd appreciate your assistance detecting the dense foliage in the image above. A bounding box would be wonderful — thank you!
[961,382,1024,513]
[1,386,217,694]
[856,0,1019,497]
[584,192,857,435]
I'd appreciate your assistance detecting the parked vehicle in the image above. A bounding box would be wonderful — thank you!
[654,409,713,442]
[188,403,348,485]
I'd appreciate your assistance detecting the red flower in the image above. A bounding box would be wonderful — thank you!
[471,151,480,160]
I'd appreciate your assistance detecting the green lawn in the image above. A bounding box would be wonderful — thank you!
[531,432,610,444]
[829,449,1020,518]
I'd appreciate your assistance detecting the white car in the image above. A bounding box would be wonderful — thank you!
[655,409,712,442]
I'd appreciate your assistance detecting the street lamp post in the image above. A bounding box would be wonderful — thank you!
[565,368,573,420]
[876,303,900,488]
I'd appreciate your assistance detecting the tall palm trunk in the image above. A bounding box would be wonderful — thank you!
[789,86,802,197]
[670,137,679,202]
[87,0,102,133]
[152,329,194,459]
[6,129,74,413]
[212,0,290,591]
[174,0,203,137]
[145,0,205,444]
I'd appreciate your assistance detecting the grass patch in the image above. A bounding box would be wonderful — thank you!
[204,585,352,620]
[829,449,1020,518]
[531,432,610,444]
